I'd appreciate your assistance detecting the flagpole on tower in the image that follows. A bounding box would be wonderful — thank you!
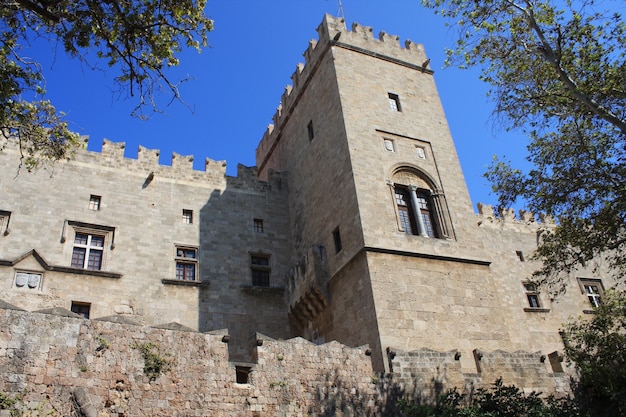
[337,0,346,28]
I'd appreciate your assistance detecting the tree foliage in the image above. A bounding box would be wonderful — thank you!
[397,378,581,417]
[421,0,626,291]
[0,0,213,170]
[561,290,626,417]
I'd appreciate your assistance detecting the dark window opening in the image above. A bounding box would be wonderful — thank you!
[72,233,105,270]
[89,195,101,211]
[307,120,314,141]
[516,251,525,262]
[388,93,401,112]
[394,186,437,238]
[182,209,193,224]
[524,283,541,308]
[235,366,251,384]
[251,254,270,287]
[71,302,91,319]
[254,219,264,233]
[332,228,342,253]
[176,247,198,281]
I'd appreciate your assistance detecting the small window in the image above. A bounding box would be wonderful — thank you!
[0,209,11,236]
[182,209,193,224]
[71,301,91,319]
[578,278,604,308]
[254,219,264,233]
[516,251,525,261]
[72,233,105,270]
[332,228,342,253]
[251,254,270,287]
[523,283,541,308]
[175,246,198,281]
[14,271,42,290]
[307,120,315,141]
[388,93,401,112]
[415,146,426,159]
[383,139,395,152]
[88,195,101,211]
[235,366,251,384]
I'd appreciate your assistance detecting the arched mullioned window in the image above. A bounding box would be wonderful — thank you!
[390,168,452,239]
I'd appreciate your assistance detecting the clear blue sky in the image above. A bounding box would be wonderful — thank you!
[31,0,530,210]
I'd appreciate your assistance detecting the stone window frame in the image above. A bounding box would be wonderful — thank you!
[388,167,453,240]
[0,209,11,236]
[88,195,101,211]
[254,218,264,233]
[175,245,198,281]
[71,301,91,318]
[383,138,395,152]
[522,282,550,312]
[182,209,193,224]
[577,278,604,309]
[388,92,402,112]
[64,221,116,271]
[250,253,271,287]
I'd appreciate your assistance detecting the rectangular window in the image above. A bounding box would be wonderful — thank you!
[523,283,541,308]
[395,188,415,234]
[388,93,401,112]
[182,209,193,224]
[307,120,315,141]
[175,246,198,281]
[0,209,11,236]
[72,233,105,270]
[516,251,525,262]
[88,195,101,211]
[251,254,270,287]
[71,301,91,319]
[578,278,604,308]
[332,228,342,253]
[254,219,264,233]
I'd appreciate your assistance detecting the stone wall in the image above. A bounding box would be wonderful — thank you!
[0,305,378,416]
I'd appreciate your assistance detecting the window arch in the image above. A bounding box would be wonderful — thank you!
[390,168,452,239]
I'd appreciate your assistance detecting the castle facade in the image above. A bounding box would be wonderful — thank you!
[0,15,614,398]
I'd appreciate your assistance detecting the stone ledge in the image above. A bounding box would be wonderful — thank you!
[161,279,208,287]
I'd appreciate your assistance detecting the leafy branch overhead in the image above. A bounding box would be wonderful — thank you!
[422,0,625,290]
[0,0,213,170]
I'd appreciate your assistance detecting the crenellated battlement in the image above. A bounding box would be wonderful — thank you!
[476,202,555,232]
[256,14,430,175]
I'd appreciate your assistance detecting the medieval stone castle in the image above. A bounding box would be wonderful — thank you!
[0,14,615,416]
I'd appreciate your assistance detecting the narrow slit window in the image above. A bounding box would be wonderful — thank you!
[332,228,342,253]
[307,120,315,141]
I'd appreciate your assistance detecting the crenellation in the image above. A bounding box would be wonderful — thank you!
[303,39,318,66]
[171,152,194,172]
[378,31,401,47]
[101,138,126,163]
[137,145,160,167]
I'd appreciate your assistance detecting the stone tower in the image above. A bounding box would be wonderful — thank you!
[256,14,596,380]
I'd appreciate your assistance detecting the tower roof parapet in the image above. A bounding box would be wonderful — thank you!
[256,14,431,177]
